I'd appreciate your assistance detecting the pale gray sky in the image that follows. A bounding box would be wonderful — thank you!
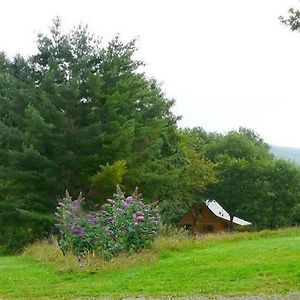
[1,0,300,147]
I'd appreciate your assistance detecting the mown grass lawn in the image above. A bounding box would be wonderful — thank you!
[0,228,300,299]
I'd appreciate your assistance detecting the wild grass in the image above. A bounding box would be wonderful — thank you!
[154,226,300,252]
[0,227,299,299]
[21,226,300,273]
[22,239,159,273]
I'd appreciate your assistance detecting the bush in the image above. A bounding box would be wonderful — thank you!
[55,187,160,261]
[158,223,189,239]
[290,203,300,226]
[0,209,53,254]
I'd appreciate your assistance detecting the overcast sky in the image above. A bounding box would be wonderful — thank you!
[1,0,300,147]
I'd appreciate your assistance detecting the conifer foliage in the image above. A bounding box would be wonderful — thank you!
[0,18,178,251]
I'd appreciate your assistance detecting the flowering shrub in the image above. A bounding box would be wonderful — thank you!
[55,187,160,261]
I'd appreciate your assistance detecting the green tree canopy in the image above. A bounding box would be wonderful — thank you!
[0,19,180,251]
[203,130,300,229]
[203,131,269,228]
[159,128,216,227]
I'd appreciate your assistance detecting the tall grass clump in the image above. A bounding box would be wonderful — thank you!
[154,226,300,254]
[22,239,159,273]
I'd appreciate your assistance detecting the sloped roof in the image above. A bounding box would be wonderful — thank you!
[205,200,251,226]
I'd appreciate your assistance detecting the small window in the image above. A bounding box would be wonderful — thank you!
[184,224,192,231]
[204,224,214,233]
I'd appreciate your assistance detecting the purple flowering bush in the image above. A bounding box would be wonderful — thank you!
[55,187,160,261]
[103,190,160,253]
[55,191,109,259]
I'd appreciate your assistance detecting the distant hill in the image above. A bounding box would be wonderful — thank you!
[271,145,300,165]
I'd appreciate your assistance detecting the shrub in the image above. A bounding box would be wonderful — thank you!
[55,187,160,261]
[290,203,300,226]
[158,223,189,239]
[0,210,53,254]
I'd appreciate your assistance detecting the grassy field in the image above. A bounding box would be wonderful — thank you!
[0,228,300,299]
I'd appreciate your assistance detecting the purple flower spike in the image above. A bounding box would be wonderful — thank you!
[91,217,98,223]
[135,215,144,222]
[122,201,129,207]
[107,199,116,205]
[126,196,133,202]
[71,226,85,235]
[72,200,80,207]
[85,214,94,219]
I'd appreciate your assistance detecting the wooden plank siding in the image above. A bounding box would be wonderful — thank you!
[180,206,230,233]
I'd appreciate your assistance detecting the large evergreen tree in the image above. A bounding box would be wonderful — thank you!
[0,19,180,251]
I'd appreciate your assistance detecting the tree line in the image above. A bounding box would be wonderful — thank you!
[0,18,300,252]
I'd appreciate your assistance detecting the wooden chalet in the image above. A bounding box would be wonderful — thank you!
[180,200,251,234]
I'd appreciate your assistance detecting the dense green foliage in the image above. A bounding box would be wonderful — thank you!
[88,160,127,205]
[1,19,300,252]
[161,127,300,230]
[1,228,300,299]
[0,19,179,251]
[203,129,300,229]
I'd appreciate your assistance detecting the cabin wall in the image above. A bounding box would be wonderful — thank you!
[180,206,229,233]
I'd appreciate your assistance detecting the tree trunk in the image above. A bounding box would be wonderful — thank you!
[192,206,201,235]
[270,199,277,229]
[229,214,234,232]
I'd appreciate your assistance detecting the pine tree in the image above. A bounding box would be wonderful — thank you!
[0,19,180,251]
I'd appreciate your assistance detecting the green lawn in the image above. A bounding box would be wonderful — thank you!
[0,228,300,299]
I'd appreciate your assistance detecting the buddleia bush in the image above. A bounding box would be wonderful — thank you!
[55,187,160,261]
